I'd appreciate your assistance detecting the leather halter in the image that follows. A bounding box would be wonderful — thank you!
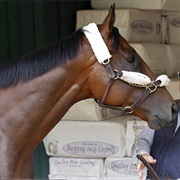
[81,22,162,114]
[95,58,161,114]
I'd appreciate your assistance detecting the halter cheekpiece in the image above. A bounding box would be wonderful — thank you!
[82,23,170,114]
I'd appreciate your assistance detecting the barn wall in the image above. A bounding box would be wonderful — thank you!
[0,0,91,179]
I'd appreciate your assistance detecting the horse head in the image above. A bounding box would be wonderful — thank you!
[82,4,177,130]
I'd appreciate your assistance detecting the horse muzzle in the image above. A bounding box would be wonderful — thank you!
[148,103,178,130]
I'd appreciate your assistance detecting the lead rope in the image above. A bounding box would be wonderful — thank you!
[133,116,140,155]
[133,117,161,180]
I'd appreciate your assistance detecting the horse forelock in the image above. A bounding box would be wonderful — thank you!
[0,29,84,88]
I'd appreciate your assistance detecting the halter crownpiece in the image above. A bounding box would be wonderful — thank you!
[82,23,112,63]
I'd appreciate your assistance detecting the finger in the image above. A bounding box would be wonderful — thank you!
[137,162,144,179]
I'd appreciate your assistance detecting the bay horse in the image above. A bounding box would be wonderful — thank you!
[0,4,177,179]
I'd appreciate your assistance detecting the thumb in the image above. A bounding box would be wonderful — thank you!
[143,154,157,165]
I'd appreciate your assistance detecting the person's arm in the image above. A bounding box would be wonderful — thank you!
[131,126,156,180]
[131,126,154,163]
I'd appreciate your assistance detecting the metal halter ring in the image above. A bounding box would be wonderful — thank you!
[124,106,133,114]
[102,58,110,65]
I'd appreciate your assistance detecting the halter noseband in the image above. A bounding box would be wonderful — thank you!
[82,23,170,114]
[94,59,162,114]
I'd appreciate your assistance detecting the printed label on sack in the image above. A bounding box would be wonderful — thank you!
[108,160,137,175]
[53,158,97,168]
[131,20,153,34]
[63,141,119,157]
[48,139,59,155]
[108,160,147,176]
[170,17,180,27]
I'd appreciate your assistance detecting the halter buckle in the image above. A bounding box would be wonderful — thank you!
[146,81,158,93]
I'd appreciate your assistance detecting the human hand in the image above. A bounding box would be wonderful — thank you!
[137,153,157,180]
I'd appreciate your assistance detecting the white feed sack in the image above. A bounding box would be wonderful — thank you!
[48,157,104,180]
[90,0,180,11]
[44,117,127,158]
[166,45,180,77]
[62,99,123,121]
[130,43,168,76]
[104,157,147,180]
[125,116,148,157]
[166,12,180,45]
[91,0,163,10]
[76,9,161,43]
[163,0,180,11]
[166,78,180,100]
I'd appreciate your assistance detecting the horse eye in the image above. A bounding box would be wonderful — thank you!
[127,54,136,63]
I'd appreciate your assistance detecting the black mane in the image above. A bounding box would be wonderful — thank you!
[0,29,84,88]
[0,26,120,88]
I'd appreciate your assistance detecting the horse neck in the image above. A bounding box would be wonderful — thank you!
[0,59,91,154]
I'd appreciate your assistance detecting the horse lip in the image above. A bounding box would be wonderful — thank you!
[155,115,173,128]
[155,115,166,127]
[148,121,160,130]
[148,115,173,130]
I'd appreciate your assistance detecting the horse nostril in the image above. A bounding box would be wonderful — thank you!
[172,103,178,121]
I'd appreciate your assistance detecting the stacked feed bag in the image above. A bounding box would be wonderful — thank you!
[44,116,129,179]
[49,157,104,180]
[44,118,127,158]
[62,99,123,121]
[91,0,180,11]
[165,12,180,45]
[166,78,180,100]
[166,45,180,77]
[44,116,149,179]
[76,9,162,43]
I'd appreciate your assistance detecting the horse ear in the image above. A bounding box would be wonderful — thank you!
[101,4,116,34]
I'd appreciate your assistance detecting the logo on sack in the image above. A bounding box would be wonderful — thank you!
[170,17,180,27]
[63,141,119,157]
[48,140,58,155]
[108,160,147,176]
[108,160,137,175]
[131,20,153,34]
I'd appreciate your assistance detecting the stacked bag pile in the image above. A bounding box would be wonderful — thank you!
[44,0,180,179]
[44,100,148,179]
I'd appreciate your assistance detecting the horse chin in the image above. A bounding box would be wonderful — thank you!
[147,117,174,130]
[147,121,161,130]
